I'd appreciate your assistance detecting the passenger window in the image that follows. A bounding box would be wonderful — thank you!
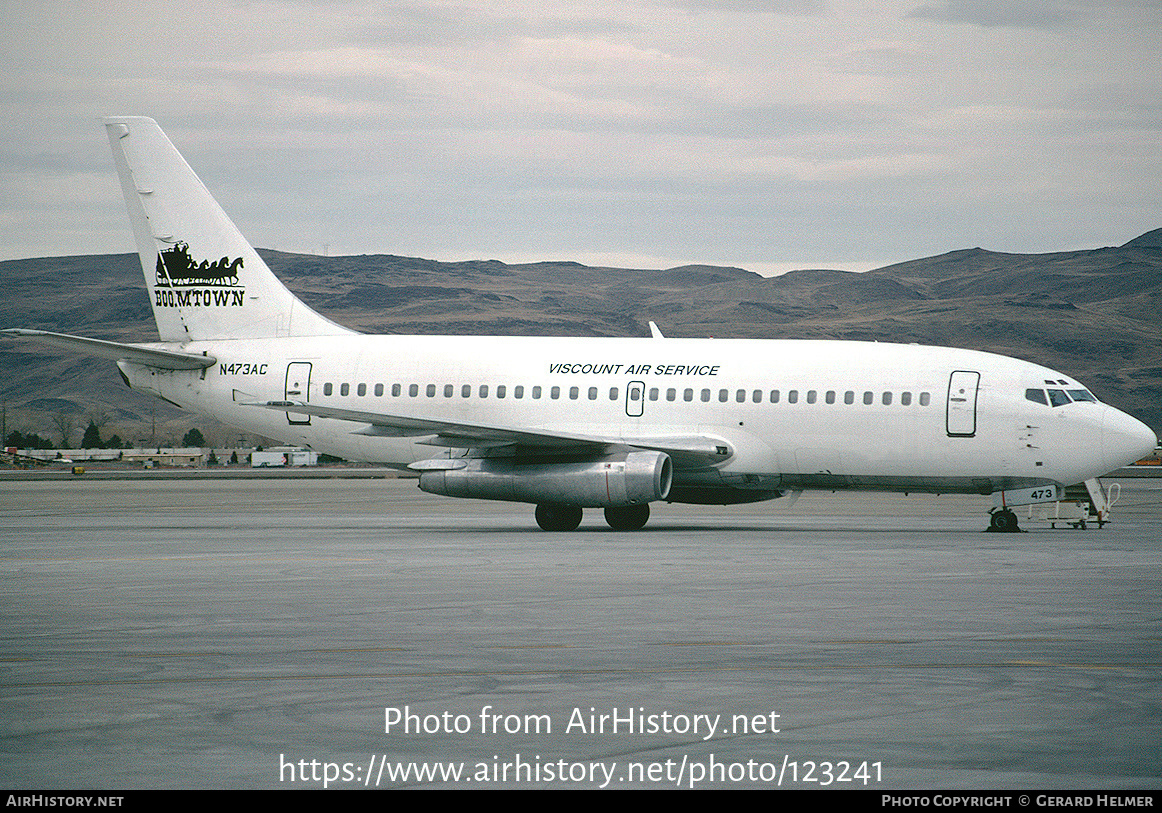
[392,384,401,397]
[882,392,892,405]
[324,383,333,396]
[684,388,694,402]
[752,390,762,403]
[770,390,780,403]
[409,384,419,397]
[649,388,659,401]
[667,388,677,401]
[588,387,598,400]
[788,390,798,404]
[701,389,711,402]
[357,383,366,396]
[806,390,817,404]
[497,385,506,398]
[461,384,471,398]
[825,390,835,404]
[863,391,873,405]
[514,386,524,399]
[569,387,578,400]
[426,384,436,397]
[340,383,349,396]
[1025,388,1048,406]
[479,384,488,398]
[844,391,854,405]
[532,386,542,399]
[551,386,560,399]
[736,389,746,403]
[718,389,729,402]
[1047,389,1071,407]
[375,384,383,396]
[609,387,618,400]
[443,384,453,397]
[900,391,911,406]
[919,392,930,406]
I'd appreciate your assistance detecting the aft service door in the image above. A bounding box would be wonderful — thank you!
[946,370,980,437]
[284,362,312,425]
[625,380,645,417]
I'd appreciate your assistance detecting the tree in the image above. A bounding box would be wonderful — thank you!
[7,431,53,450]
[182,428,205,447]
[52,413,75,448]
[82,420,103,449]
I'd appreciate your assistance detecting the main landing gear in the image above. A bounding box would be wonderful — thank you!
[604,504,650,531]
[987,508,1021,533]
[535,504,582,531]
[534,504,651,531]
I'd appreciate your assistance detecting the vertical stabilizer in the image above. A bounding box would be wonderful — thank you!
[103,116,351,341]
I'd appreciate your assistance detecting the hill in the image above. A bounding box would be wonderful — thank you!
[2,231,1160,445]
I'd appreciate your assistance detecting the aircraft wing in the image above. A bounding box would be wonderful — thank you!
[246,400,731,467]
[2,329,217,370]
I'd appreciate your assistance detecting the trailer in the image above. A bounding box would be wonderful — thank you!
[251,447,318,467]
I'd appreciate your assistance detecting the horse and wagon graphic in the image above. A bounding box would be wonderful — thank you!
[155,242,244,287]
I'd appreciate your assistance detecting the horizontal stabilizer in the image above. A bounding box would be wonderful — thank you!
[2,329,216,370]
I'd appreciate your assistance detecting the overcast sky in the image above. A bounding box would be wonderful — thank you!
[2,0,1159,274]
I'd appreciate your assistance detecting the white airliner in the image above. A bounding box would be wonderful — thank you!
[5,117,1156,531]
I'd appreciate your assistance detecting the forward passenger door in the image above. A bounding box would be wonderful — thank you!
[946,370,980,437]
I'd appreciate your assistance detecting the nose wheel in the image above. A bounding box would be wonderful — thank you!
[988,508,1021,532]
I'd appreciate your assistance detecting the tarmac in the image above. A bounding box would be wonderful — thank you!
[1,477,1160,789]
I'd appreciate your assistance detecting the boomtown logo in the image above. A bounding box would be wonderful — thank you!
[154,242,245,308]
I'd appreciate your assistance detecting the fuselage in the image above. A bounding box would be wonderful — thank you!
[119,334,1153,500]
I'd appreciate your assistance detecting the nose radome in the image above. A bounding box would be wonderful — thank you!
[1103,407,1157,473]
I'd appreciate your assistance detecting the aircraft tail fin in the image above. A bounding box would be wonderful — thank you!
[103,116,351,342]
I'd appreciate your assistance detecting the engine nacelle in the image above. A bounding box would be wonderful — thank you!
[419,450,672,507]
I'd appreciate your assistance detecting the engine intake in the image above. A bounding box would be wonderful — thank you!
[419,450,672,507]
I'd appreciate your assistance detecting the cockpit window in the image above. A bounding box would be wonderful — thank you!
[1028,387,1095,407]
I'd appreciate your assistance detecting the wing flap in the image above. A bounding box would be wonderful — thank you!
[250,400,609,449]
[246,400,731,466]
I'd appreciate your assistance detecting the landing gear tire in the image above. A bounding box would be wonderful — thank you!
[604,504,650,531]
[535,504,583,531]
[988,509,1020,533]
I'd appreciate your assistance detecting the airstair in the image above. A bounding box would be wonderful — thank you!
[1022,478,1119,529]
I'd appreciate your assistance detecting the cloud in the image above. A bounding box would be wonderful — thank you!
[908,0,1074,28]
[1,1,1159,269]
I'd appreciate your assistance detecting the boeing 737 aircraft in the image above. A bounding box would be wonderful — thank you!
[5,117,1156,531]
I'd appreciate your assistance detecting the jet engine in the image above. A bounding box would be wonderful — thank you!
[418,450,672,507]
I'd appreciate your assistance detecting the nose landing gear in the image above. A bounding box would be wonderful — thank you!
[987,508,1021,532]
